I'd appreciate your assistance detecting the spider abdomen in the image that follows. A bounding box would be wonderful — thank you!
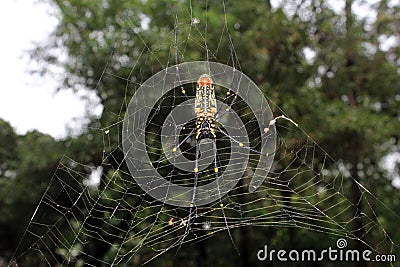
[196,114,216,140]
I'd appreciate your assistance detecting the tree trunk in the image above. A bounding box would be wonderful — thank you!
[345,1,367,266]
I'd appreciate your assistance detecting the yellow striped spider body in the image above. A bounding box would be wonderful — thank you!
[195,74,217,140]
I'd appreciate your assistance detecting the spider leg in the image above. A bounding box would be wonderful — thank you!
[216,126,264,156]
[176,139,199,253]
[192,139,199,203]
[174,15,189,100]
[153,128,195,166]
[213,139,240,255]
[215,88,238,117]
[186,139,199,227]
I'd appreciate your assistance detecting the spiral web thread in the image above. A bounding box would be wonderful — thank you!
[10,2,399,267]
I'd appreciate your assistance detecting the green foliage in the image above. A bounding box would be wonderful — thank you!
[0,120,65,262]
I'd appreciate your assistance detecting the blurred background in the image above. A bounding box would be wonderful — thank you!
[0,0,399,266]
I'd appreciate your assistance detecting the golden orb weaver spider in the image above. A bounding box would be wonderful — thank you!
[188,73,263,177]
[194,74,217,141]
[169,73,267,252]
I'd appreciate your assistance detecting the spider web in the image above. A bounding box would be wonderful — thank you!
[10,1,399,266]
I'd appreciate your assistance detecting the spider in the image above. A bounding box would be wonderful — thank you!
[159,72,296,252]
[168,74,265,252]
[190,73,263,176]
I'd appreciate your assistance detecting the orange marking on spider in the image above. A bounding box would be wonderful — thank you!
[197,74,213,87]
